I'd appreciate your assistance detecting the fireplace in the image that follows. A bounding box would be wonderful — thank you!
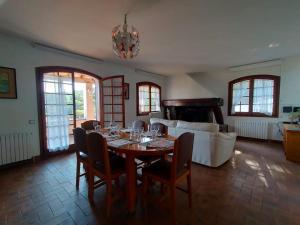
[162,98,224,124]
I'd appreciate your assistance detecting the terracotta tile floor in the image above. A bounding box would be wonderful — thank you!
[0,139,300,225]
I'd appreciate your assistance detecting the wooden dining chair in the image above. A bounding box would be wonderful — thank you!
[150,122,167,134]
[81,120,100,130]
[142,132,194,224]
[86,132,126,216]
[132,120,146,130]
[73,127,89,190]
[136,122,168,168]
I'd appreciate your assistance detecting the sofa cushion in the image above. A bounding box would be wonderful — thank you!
[218,132,237,139]
[176,120,219,133]
[150,118,177,128]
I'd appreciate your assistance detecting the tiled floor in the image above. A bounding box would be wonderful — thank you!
[0,139,300,225]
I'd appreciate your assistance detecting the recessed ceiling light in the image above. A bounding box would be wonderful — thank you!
[268,42,280,48]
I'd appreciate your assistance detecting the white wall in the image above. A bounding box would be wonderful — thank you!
[0,33,167,157]
[166,57,300,140]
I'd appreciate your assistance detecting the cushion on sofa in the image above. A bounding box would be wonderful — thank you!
[149,118,177,128]
[176,120,219,133]
[217,132,237,139]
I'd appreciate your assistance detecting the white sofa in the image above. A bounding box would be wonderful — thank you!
[150,118,237,167]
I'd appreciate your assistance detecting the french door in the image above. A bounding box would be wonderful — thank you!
[101,76,125,128]
[36,67,125,157]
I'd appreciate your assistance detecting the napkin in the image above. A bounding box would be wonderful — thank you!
[108,139,135,148]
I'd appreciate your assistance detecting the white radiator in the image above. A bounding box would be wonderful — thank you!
[0,132,33,166]
[234,120,269,140]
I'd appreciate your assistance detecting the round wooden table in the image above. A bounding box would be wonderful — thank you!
[108,134,175,213]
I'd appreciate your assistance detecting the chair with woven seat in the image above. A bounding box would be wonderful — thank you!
[81,120,100,131]
[142,132,194,224]
[86,132,126,216]
[73,127,89,190]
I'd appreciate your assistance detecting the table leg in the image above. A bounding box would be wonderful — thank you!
[126,154,137,213]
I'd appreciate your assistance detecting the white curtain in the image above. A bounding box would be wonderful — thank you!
[253,79,274,116]
[45,74,70,151]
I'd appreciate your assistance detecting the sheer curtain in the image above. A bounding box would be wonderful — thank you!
[44,73,71,152]
[253,79,274,116]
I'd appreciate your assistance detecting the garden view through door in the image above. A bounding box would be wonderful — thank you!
[71,72,100,144]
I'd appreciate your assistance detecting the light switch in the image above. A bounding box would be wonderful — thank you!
[28,120,35,124]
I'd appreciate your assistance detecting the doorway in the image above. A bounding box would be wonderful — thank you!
[36,67,125,157]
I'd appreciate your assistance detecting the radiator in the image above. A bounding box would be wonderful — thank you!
[234,120,269,140]
[0,132,33,166]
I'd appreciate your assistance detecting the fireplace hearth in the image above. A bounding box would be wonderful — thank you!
[162,98,224,124]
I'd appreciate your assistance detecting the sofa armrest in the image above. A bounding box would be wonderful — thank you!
[210,132,237,167]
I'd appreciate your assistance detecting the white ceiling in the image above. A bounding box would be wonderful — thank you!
[1,0,300,76]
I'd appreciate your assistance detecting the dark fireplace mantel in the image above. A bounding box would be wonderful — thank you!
[162,98,224,124]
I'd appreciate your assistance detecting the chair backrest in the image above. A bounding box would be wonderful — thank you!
[81,120,100,131]
[86,132,111,175]
[150,122,167,134]
[172,132,194,177]
[132,120,145,130]
[73,127,88,155]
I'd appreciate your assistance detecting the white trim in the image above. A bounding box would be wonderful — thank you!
[32,42,104,63]
[229,59,282,72]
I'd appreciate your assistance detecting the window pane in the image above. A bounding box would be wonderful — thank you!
[253,79,274,115]
[231,80,250,113]
[241,105,249,112]
[139,85,150,113]
[150,86,161,112]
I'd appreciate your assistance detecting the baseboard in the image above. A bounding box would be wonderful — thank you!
[0,158,34,170]
[237,136,283,143]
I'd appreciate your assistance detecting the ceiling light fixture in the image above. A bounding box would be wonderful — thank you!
[268,42,280,48]
[112,14,140,59]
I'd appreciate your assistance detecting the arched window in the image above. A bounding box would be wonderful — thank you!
[228,75,280,117]
[136,82,161,116]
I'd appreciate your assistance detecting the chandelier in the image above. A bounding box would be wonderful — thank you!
[112,14,140,59]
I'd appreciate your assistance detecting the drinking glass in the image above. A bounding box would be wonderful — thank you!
[150,127,158,140]
[93,121,98,130]
[95,124,101,132]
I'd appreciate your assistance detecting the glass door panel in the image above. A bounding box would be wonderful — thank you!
[74,72,100,128]
[101,76,125,128]
[43,72,74,152]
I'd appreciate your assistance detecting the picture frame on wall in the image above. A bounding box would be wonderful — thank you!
[0,67,17,99]
[124,82,129,99]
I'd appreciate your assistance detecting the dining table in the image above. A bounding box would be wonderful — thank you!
[103,130,176,213]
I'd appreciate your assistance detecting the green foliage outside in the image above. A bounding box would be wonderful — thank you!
[75,90,85,119]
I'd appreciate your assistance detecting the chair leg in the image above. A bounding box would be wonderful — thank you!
[76,160,80,190]
[160,182,164,195]
[142,175,148,208]
[83,164,89,181]
[88,170,94,203]
[187,173,192,208]
[170,185,176,225]
[115,177,120,189]
[106,181,113,217]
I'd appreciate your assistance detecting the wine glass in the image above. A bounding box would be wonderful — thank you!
[150,127,157,140]
[93,121,98,130]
